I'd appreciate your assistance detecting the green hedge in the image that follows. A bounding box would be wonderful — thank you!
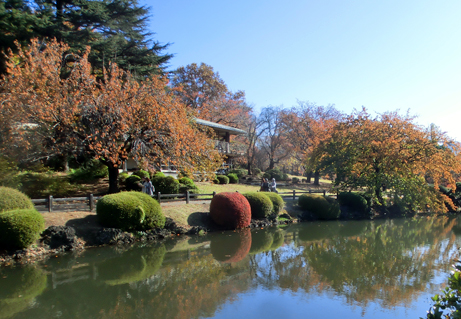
[264,192,285,215]
[178,177,198,192]
[96,191,165,231]
[298,194,340,220]
[0,209,45,250]
[243,192,273,219]
[216,175,229,184]
[227,173,239,184]
[69,159,108,182]
[0,187,34,213]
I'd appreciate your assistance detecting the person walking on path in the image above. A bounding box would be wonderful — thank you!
[142,177,155,196]
[270,178,278,193]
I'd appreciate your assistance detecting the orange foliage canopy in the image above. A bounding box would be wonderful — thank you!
[0,39,221,192]
[317,108,461,212]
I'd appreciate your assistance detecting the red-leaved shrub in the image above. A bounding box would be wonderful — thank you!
[210,228,252,263]
[210,192,251,229]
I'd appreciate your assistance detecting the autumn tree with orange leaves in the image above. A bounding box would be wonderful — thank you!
[281,102,342,184]
[171,63,251,129]
[316,108,461,212]
[0,39,221,193]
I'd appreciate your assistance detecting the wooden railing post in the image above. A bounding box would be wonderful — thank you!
[323,190,326,196]
[292,190,296,201]
[309,189,312,194]
[212,191,216,197]
[89,194,94,212]
[48,195,53,212]
[157,192,161,203]
[186,190,190,204]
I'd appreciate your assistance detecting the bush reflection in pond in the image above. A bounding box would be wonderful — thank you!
[210,228,251,263]
[97,244,166,285]
[0,266,47,319]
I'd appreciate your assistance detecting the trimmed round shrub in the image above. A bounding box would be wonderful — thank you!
[0,187,34,213]
[0,209,45,250]
[227,173,239,184]
[338,192,369,216]
[178,177,197,190]
[298,194,340,220]
[155,176,180,194]
[264,192,284,215]
[249,230,273,254]
[243,192,273,219]
[96,191,165,231]
[216,175,229,184]
[213,177,219,184]
[210,229,251,263]
[210,192,251,229]
[97,244,166,285]
[292,177,299,184]
[253,168,262,175]
[125,175,142,191]
[132,169,150,179]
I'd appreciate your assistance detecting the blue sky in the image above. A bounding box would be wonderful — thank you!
[142,0,461,141]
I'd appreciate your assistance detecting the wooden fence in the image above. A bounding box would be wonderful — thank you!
[31,189,331,213]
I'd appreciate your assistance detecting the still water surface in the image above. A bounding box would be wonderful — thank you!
[1,217,461,319]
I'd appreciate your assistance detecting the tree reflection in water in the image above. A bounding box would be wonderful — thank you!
[2,217,459,319]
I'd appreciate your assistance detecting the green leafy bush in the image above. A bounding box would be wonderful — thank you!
[216,175,229,184]
[210,192,251,229]
[96,191,165,231]
[253,168,262,175]
[264,192,284,215]
[0,209,45,250]
[18,172,78,198]
[229,169,247,178]
[338,192,369,216]
[0,157,20,188]
[227,173,239,184]
[132,170,150,179]
[69,159,108,182]
[213,177,220,184]
[155,176,180,194]
[0,187,34,212]
[424,260,461,319]
[298,194,340,220]
[178,177,197,190]
[125,175,142,191]
[292,177,299,184]
[243,192,273,219]
[263,168,288,181]
[118,172,130,185]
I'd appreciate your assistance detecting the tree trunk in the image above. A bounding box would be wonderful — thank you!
[108,165,119,194]
[313,171,320,186]
[306,171,312,183]
[247,162,252,175]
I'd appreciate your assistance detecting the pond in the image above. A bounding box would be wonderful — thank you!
[1,216,460,319]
